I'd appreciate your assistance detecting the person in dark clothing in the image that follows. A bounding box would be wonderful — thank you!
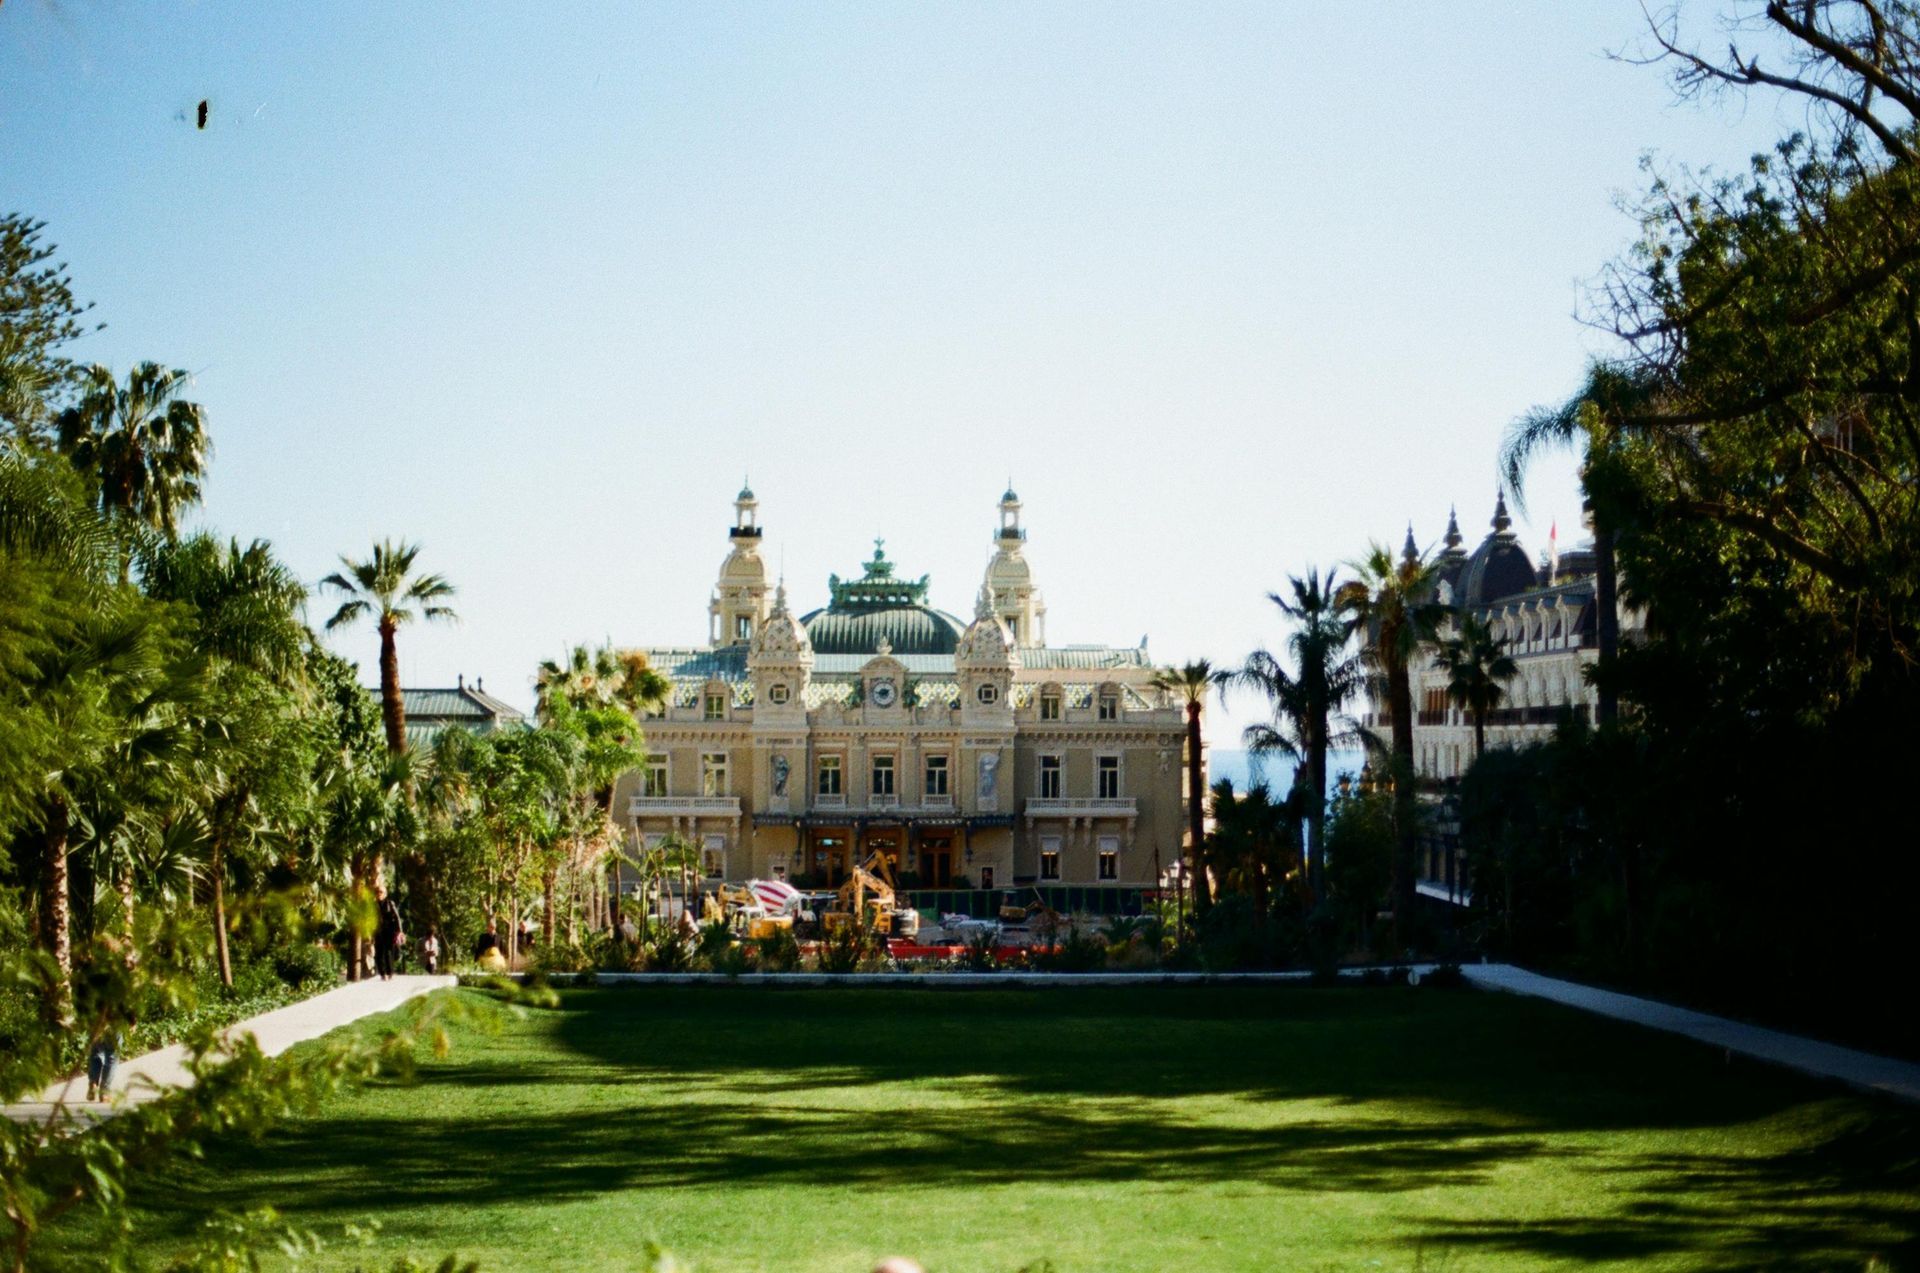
[373,884,404,981]
[473,923,500,961]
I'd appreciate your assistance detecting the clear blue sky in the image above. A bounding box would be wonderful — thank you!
[2,3,1796,737]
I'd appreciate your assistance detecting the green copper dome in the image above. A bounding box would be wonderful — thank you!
[799,540,966,655]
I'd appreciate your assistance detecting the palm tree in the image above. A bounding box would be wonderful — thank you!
[146,534,310,986]
[1434,614,1518,761]
[1337,541,1445,946]
[55,361,210,542]
[320,540,457,756]
[535,643,666,933]
[1503,363,1643,725]
[1216,569,1369,902]
[535,643,670,721]
[1151,660,1215,917]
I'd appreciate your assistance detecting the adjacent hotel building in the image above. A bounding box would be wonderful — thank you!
[608,487,1190,892]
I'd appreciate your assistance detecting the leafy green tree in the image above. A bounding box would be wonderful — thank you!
[1434,614,1518,760]
[1323,782,1394,957]
[1216,569,1369,902]
[320,540,457,758]
[0,453,182,1022]
[0,214,96,442]
[1150,660,1215,916]
[1337,543,1443,947]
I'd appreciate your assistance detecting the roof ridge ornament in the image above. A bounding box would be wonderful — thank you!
[1492,490,1513,535]
[1445,505,1463,550]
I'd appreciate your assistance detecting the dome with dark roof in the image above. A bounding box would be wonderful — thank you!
[1457,493,1538,607]
[801,606,966,655]
[799,540,967,655]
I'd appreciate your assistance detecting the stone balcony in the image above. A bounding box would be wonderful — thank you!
[627,795,743,820]
[1023,797,1138,823]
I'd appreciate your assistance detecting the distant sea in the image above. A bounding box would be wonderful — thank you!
[1208,748,1366,803]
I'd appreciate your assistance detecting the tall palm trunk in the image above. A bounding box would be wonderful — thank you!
[1473,705,1487,760]
[118,862,136,941]
[1388,659,1418,948]
[378,617,407,755]
[1593,524,1619,726]
[212,832,233,988]
[347,853,365,982]
[40,796,74,1027]
[1185,701,1211,915]
[1305,726,1327,902]
[542,866,557,945]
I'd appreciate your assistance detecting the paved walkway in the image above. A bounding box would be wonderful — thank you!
[1463,963,1920,1104]
[6,974,455,1124]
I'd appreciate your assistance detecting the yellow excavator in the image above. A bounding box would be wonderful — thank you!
[822,849,920,939]
[998,889,1062,929]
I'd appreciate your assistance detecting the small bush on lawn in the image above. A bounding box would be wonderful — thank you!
[814,925,888,973]
[753,927,802,972]
[1036,925,1108,973]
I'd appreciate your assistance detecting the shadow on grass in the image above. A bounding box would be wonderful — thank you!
[106,986,1920,1270]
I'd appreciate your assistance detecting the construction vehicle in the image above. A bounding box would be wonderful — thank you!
[822,850,920,938]
[702,883,767,932]
[995,889,1064,945]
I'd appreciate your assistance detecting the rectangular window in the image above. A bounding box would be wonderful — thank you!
[979,865,996,889]
[1098,851,1118,881]
[1039,755,1062,798]
[1098,755,1121,799]
[734,615,751,641]
[817,755,842,796]
[871,754,895,797]
[643,757,668,798]
[701,752,728,797]
[702,834,726,879]
[1098,694,1117,721]
[1040,694,1061,721]
[704,692,726,720]
[1040,850,1061,880]
[924,754,949,797]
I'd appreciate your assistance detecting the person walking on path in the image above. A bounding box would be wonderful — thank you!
[374,885,404,982]
[420,931,440,975]
[85,1026,122,1102]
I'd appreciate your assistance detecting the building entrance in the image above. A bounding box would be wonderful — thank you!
[919,837,954,887]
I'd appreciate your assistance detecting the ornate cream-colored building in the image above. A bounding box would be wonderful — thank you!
[609,487,1190,892]
[1382,494,1643,782]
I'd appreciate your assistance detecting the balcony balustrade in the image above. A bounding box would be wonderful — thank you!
[628,795,743,818]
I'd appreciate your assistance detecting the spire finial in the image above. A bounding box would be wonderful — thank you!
[1401,522,1418,565]
[1492,489,1512,534]
[1445,505,1463,549]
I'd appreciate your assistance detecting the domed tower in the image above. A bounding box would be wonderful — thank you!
[1457,491,1539,610]
[748,580,812,721]
[709,484,771,648]
[982,486,1046,647]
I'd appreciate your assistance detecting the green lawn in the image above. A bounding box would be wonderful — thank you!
[63,985,1920,1271]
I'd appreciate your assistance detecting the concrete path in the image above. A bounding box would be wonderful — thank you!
[6,974,455,1124]
[1463,963,1920,1104]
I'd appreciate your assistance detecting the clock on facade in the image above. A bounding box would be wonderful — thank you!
[870,678,898,707]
